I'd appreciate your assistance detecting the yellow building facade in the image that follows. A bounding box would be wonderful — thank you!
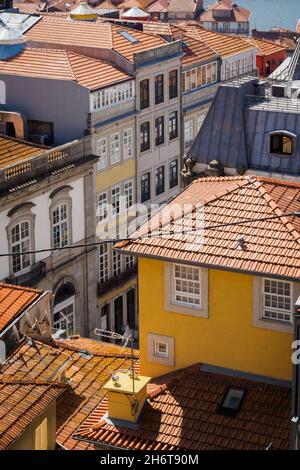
[138,257,298,381]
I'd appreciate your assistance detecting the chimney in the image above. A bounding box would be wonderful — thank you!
[104,371,151,423]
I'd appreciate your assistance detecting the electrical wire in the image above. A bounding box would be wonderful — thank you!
[0,210,299,258]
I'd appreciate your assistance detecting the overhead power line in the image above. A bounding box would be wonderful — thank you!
[0,210,299,258]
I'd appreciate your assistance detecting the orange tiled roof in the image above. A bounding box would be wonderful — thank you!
[1,336,139,450]
[0,135,46,171]
[26,16,167,62]
[182,34,219,67]
[115,176,300,280]
[73,364,291,450]
[183,25,254,58]
[0,47,132,90]
[143,21,183,36]
[0,282,42,333]
[0,374,68,449]
[244,37,286,57]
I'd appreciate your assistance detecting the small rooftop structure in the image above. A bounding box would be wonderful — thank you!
[69,2,97,21]
[0,25,26,59]
[73,363,291,450]
[121,6,149,20]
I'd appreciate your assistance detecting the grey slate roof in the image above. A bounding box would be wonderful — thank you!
[189,76,300,175]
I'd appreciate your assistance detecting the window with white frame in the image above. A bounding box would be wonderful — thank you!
[184,120,193,146]
[123,128,133,159]
[125,254,134,270]
[111,186,120,215]
[99,243,109,283]
[154,340,168,358]
[97,192,108,222]
[173,264,201,307]
[112,250,121,276]
[262,278,292,322]
[110,133,120,164]
[183,61,218,93]
[196,114,205,132]
[124,180,133,209]
[96,137,107,170]
[11,221,32,274]
[53,298,75,336]
[91,81,135,111]
[52,203,69,249]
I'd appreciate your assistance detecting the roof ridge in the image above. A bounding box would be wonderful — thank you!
[64,50,77,82]
[0,281,42,293]
[252,180,300,244]
[0,375,67,387]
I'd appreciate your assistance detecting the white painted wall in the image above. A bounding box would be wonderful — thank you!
[221,49,256,80]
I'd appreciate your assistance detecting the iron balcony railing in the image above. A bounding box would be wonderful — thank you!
[6,261,47,288]
[97,264,137,297]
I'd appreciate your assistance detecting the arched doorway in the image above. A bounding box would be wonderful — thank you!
[53,282,76,336]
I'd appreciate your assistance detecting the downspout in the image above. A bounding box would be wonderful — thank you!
[290,298,300,450]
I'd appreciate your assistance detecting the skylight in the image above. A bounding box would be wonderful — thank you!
[118,30,139,44]
[218,387,246,416]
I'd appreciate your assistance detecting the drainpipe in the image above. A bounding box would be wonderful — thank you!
[290,296,300,450]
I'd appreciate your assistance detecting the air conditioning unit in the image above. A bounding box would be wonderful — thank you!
[271,85,287,98]
[28,134,51,145]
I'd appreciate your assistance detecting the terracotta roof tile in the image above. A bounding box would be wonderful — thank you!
[0,282,42,333]
[1,336,139,450]
[182,25,254,58]
[115,176,300,280]
[243,37,286,57]
[73,364,291,450]
[26,16,166,63]
[0,135,47,171]
[0,47,131,90]
[0,370,67,450]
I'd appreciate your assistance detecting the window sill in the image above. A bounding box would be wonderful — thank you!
[253,314,293,333]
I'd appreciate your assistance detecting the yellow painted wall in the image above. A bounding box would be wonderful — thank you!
[96,159,135,193]
[138,257,293,381]
[8,402,56,450]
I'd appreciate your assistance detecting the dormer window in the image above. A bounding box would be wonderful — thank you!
[270,133,293,156]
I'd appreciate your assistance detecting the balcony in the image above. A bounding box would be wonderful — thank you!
[6,261,46,288]
[97,264,137,297]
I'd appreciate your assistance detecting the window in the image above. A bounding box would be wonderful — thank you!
[155,116,164,146]
[35,418,48,450]
[270,133,293,155]
[173,264,201,307]
[263,279,292,322]
[124,180,133,209]
[125,255,134,270]
[110,133,120,164]
[154,340,168,358]
[141,172,151,203]
[127,288,136,330]
[140,122,150,152]
[52,203,68,249]
[99,243,109,283]
[91,81,134,111]
[183,62,218,93]
[196,114,205,132]
[218,388,246,417]
[97,192,108,222]
[118,30,139,43]
[96,137,107,170]
[184,120,193,147]
[53,298,75,336]
[155,166,165,196]
[111,186,120,215]
[114,296,123,334]
[100,304,110,331]
[155,74,164,104]
[140,79,149,109]
[169,111,178,140]
[11,221,31,274]
[169,159,178,189]
[123,128,133,159]
[169,70,178,99]
[113,250,121,276]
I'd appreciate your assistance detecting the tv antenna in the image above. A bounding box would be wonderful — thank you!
[94,325,139,415]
